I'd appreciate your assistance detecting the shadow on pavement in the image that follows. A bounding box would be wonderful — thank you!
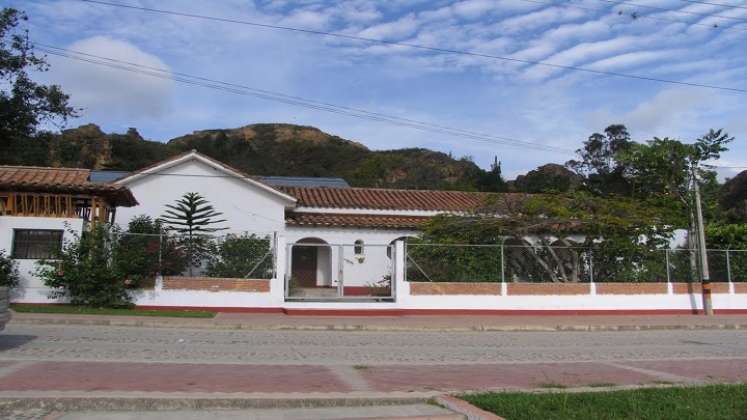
[0,334,36,351]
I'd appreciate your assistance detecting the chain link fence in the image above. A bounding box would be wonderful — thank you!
[406,242,747,283]
[114,231,275,283]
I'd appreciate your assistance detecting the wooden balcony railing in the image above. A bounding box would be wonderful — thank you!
[0,192,116,224]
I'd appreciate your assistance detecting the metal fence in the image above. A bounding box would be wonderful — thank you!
[406,243,747,283]
[114,231,275,282]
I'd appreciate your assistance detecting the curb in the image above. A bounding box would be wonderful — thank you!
[9,316,747,332]
[436,395,505,420]
[0,392,438,411]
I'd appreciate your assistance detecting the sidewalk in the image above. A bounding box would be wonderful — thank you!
[9,311,747,332]
[1,358,746,410]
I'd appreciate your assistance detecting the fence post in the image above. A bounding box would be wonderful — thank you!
[727,250,735,295]
[158,231,163,273]
[274,235,288,303]
[337,245,344,297]
[395,240,407,302]
[666,249,673,295]
[500,242,507,296]
[588,250,596,295]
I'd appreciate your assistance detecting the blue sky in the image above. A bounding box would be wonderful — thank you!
[10,0,747,179]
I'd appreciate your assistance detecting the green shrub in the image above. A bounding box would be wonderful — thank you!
[115,215,187,287]
[36,224,131,307]
[0,249,19,288]
[206,233,273,279]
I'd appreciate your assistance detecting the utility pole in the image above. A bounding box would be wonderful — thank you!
[692,168,713,315]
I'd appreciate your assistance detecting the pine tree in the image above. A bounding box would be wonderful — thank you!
[159,193,228,275]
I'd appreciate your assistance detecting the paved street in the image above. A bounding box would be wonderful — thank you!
[1,324,747,365]
[1,324,746,418]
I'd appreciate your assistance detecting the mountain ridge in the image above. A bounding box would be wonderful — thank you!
[1,122,505,192]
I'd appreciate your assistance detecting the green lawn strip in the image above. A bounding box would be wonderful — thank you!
[462,384,747,420]
[10,304,216,318]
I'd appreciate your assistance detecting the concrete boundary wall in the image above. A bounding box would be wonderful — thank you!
[10,237,747,313]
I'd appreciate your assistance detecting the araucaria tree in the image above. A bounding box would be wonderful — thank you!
[159,193,227,274]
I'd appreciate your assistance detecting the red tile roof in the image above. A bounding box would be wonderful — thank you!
[286,212,430,230]
[278,186,526,212]
[0,166,90,186]
[0,166,138,207]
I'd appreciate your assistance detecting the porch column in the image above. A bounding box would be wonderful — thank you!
[271,234,287,305]
[393,239,408,302]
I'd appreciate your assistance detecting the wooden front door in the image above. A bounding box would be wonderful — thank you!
[292,246,318,287]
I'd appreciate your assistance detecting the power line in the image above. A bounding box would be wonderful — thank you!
[678,0,747,10]
[75,0,747,94]
[37,45,574,154]
[589,0,747,21]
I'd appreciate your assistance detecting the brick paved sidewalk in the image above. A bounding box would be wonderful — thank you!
[1,358,745,395]
[9,311,747,332]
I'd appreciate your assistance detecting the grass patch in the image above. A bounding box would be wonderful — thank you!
[462,384,747,420]
[538,383,568,389]
[586,383,617,388]
[352,365,369,371]
[11,304,216,318]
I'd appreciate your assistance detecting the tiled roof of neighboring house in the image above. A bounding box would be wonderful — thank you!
[258,176,350,189]
[0,166,138,207]
[286,212,429,230]
[277,186,527,213]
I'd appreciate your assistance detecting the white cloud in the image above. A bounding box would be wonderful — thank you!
[623,88,711,133]
[279,9,332,29]
[47,36,174,120]
[452,0,497,19]
[358,13,419,40]
[499,7,588,34]
[585,50,678,72]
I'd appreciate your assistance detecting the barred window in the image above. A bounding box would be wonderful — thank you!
[12,229,63,259]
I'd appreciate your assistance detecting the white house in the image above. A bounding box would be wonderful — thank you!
[110,151,485,298]
[4,152,744,314]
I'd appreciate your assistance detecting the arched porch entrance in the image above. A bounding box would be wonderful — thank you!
[289,238,333,296]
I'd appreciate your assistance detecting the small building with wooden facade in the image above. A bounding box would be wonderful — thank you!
[0,166,137,302]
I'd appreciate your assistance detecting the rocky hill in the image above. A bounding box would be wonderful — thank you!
[0,123,503,191]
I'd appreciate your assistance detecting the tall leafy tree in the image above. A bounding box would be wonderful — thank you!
[566,124,633,195]
[0,8,76,146]
[159,193,228,275]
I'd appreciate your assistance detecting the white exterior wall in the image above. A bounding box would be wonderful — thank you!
[115,159,289,234]
[285,227,417,287]
[0,216,84,303]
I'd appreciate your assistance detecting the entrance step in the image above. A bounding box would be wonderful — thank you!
[289,287,340,298]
